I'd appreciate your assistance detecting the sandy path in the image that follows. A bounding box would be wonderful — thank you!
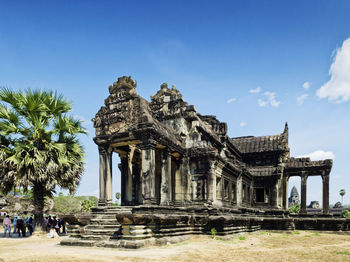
[1,231,350,262]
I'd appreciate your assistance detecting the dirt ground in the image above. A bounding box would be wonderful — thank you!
[1,231,350,262]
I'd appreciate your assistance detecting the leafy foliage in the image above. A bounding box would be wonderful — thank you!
[0,88,86,195]
[210,228,217,239]
[0,88,86,230]
[341,210,350,218]
[81,199,97,212]
[52,194,98,213]
[289,204,301,214]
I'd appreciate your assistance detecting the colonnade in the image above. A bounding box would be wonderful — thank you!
[283,173,329,214]
[98,143,176,206]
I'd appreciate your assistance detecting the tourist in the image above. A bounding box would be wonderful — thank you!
[25,215,34,235]
[59,218,66,234]
[47,215,53,230]
[2,215,11,237]
[53,216,60,234]
[44,216,49,232]
[12,216,18,234]
[16,216,26,237]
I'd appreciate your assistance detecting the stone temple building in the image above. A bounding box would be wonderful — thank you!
[92,76,332,213]
[62,76,338,248]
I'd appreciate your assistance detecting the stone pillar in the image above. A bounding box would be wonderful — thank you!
[207,160,217,204]
[322,174,330,214]
[301,175,308,214]
[98,146,107,205]
[282,176,288,209]
[160,149,172,205]
[141,142,157,204]
[125,145,136,205]
[105,149,113,204]
[271,181,278,208]
[118,155,127,206]
[236,175,242,206]
[174,158,183,204]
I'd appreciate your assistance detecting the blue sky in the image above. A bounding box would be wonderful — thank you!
[1,0,350,205]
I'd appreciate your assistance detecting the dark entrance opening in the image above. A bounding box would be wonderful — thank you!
[255,188,265,203]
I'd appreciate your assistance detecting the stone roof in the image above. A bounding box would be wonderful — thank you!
[285,157,333,169]
[248,166,280,177]
[230,134,287,154]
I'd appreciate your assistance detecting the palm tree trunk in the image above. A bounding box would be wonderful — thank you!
[33,182,46,232]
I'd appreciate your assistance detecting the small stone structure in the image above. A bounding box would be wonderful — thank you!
[288,186,300,206]
[308,201,320,209]
[61,76,338,248]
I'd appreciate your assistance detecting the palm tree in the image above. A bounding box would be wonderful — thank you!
[0,88,86,231]
[340,189,346,205]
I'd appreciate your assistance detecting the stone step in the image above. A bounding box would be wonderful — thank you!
[84,229,119,235]
[80,234,110,241]
[90,219,119,225]
[85,224,120,230]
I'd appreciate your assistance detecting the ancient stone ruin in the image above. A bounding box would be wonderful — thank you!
[61,76,349,249]
[288,186,300,206]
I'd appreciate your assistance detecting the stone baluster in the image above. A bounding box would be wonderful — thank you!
[322,174,330,214]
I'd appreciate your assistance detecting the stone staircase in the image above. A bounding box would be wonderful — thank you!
[61,205,132,247]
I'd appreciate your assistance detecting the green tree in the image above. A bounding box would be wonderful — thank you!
[0,88,86,231]
[115,192,121,206]
[340,189,346,204]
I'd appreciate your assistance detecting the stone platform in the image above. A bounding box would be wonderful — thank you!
[60,205,350,249]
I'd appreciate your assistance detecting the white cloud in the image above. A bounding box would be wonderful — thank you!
[257,91,280,108]
[257,99,268,107]
[249,86,261,94]
[227,97,237,104]
[239,122,247,127]
[317,37,350,103]
[302,81,311,90]
[297,94,308,105]
[297,150,335,161]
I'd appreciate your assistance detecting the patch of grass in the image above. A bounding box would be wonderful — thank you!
[259,231,268,235]
[304,235,311,237]
[294,230,300,235]
[335,251,350,255]
[313,232,321,236]
[238,236,246,241]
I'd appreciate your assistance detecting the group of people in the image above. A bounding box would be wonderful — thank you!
[44,215,66,235]
[2,214,34,237]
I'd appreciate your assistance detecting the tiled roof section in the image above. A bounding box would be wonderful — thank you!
[285,157,333,169]
[248,166,281,177]
[230,134,287,154]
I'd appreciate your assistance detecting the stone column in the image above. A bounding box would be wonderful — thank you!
[207,161,216,204]
[282,176,288,209]
[236,174,242,206]
[105,149,113,204]
[98,146,107,205]
[160,149,172,205]
[271,181,278,208]
[125,145,136,205]
[141,142,157,204]
[118,155,128,206]
[322,174,330,214]
[300,175,308,214]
